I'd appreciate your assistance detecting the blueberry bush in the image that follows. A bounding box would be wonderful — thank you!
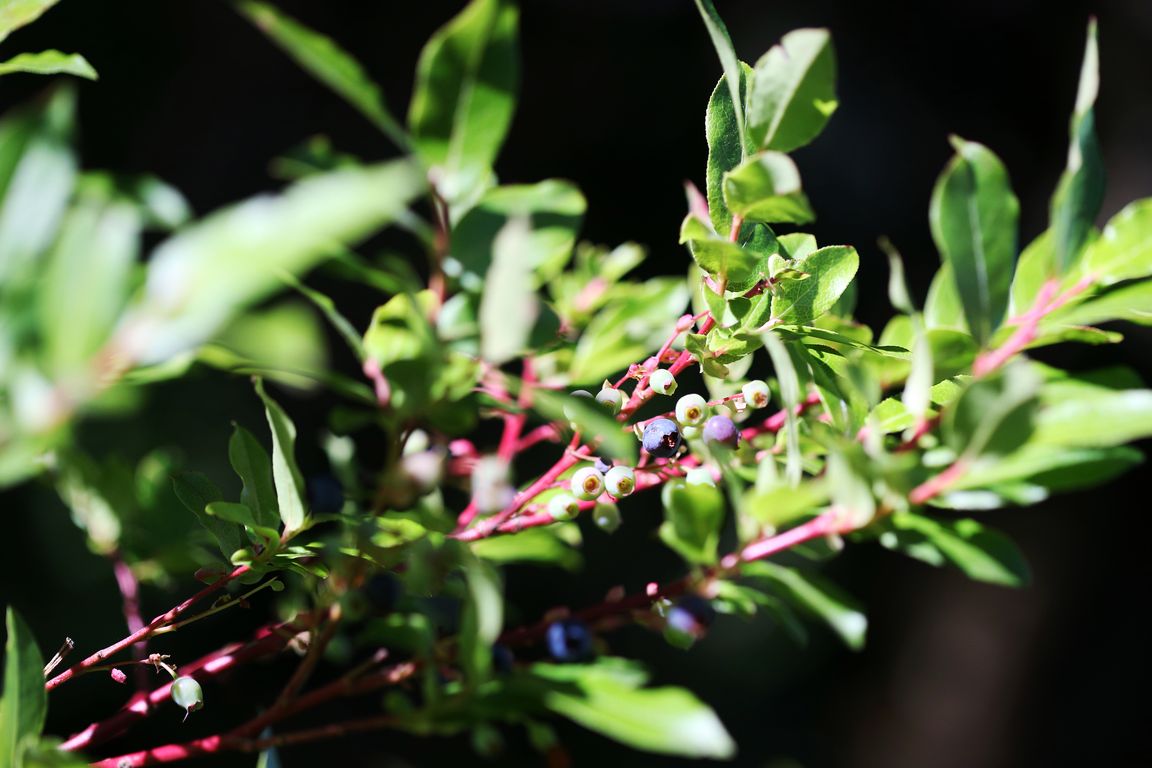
[2,0,1152,765]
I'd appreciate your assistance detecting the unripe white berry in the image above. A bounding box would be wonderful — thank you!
[604,466,636,498]
[570,466,605,501]
[548,493,581,521]
[595,387,624,414]
[742,379,771,409]
[649,369,678,396]
[675,393,708,426]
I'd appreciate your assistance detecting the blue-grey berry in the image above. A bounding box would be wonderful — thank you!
[546,618,594,662]
[642,418,682,458]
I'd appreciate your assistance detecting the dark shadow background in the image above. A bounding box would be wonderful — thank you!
[2,1,1152,767]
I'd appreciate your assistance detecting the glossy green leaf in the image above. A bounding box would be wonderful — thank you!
[743,561,867,650]
[763,332,803,485]
[1049,20,1103,274]
[705,64,752,235]
[879,514,1030,587]
[229,425,280,530]
[954,443,1140,494]
[119,159,423,364]
[529,659,736,759]
[205,502,279,553]
[1035,383,1152,448]
[172,472,245,561]
[747,28,837,152]
[770,245,858,325]
[0,51,96,80]
[238,2,406,147]
[531,389,637,464]
[929,137,1019,345]
[693,0,745,156]
[945,363,1040,459]
[659,479,724,565]
[254,379,307,535]
[1051,279,1152,327]
[0,0,59,42]
[680,214,762,292]
[408,0,518,208]
[722,151,814,224]
[0,608,46,766]
[1083,198,1152,286]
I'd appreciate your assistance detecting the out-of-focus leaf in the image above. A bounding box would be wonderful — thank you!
[722,151,814,224]
[878,513,1030,587]
[1051,280,1152,327]
[118,159,422,365]
[945,363,1040,459]
[204,301,328,391]
[1008,230,1055,317]
[471,526,581,570]
[408,0,518,209]
[0,51,96,79]
[747,28,837,152]
[680,213,762,292]
[480,217,538,365]
[531,389,637,464]
[929,137,1019,345]
[743,561,867,650]
[1083,198,1152,286]
[458,550,503,684]
[0,0,60,42]
[254,379,307,535]
[238,1,406,147]
[763,333,803,485]
[659,479,724,565]
[0,608,46,766]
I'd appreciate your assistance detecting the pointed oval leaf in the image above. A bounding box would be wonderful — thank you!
[0,608,46,766]
[747,28,838,152]
[723,151,814,224]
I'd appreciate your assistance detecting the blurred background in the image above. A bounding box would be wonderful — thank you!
[2,1,1151,766]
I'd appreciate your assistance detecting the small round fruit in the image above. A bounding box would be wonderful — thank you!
[593,456,613,474]
[548,493,581,521]
[171,676,203,719]
[592,502,622,533]
[546,618,594,662]
[741,379,771,409]
[674,394,708,426]
[666,594,717,638]
[681,424,702,440]
[604,466,636,498]
[595,387,624,414]
[491,643,515,675]
[702,414,739,448]
[570,467,605,501]
[648,369,678,396]
[642,418,682,458]
[685,467,716,487]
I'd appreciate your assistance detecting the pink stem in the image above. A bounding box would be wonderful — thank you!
[908,459,970,505]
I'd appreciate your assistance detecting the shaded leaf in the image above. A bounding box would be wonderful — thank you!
[531,389,637,464]
[0,608,46,766]
[172,472,245,561]
[878,514,1030,587]
[743,561,867,650]
[254,379,307,535]
[659,479,724,565]
[0,51,96,79]
[229,425,280,529]
[945,363,1040,459]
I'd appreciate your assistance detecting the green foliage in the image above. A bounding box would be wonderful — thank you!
[0,609,46,768]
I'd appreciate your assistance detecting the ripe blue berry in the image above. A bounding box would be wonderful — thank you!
[742,379,771,409]
[546,618,594,662]
[666,594,717,639]
[570,467,605,501]
[702,414,739,448]
[649,368,678,396]
[604,465,636,497]
[642,418,682,458]
[548,493,581,521]
[171,676,204,720]
[674,393,708,426]
[595,387,624,414]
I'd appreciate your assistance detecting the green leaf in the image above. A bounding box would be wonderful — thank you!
[528,659,736,759]
[470,526,581,570]
[923,263,966,331]
[237,2,406,148]
[119,159,423,364]
[459,550,503,684]
[0,0,59,42]
[1083,198,1152,286]
[945,363,1040,459]
[0,87,76,290]
[1034,385,1152,449]
[1008,230,1055,316]
[722,151,814,224]
[362,291,437,369]
[1051,279,1152,327]
[0,51,97,80]
[408,0,519,209]
[453,180,585,287]
[0,608,47,766]
[929,137,1019,345]
[1049,20,1103,274]
[479,217,538,365]
[229,425,280,530]
[284,276,366,361]
[747,28,838,152]
[254,379,307,535]
[693,0,745,156]
[954,443,1140,495]
[743,479,828,529]
[770,245,858,325]
[680,214,762,292]
[705,63,753,236]
[743,561,867,650]
[659,479,724,565]
[879,514,1030,587]
[205,502,279,553]
[204,301,329,392]
[172,472,246,561]
[531,389,637,465]
[763,333,803,485]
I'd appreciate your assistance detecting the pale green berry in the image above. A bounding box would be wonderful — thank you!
[570,467,605,501]
[674,393,708,426]
[595,387,624,414]
[649,369,678,396]
[171,676,204,720]
[593,502,622,532]
[681,424,702,440]
[685,467,716,487]
[548,493,581,521]
[604,466,636,498]
[742,379,771,409]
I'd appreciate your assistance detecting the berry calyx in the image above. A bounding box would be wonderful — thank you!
[742,379,771,409]
[641,418,682,458]
[595,386,624,414]
[547,493,581,521]
[675,393,708,426]
[570,467,605,501]
[649,368,678,395]
[604,465,636,497]
[171,676,204,720]
[546,618,594,662]
[702,414,739,448]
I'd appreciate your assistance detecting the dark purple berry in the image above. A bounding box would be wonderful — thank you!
[702,415,739,448]
[546,618,594,662]
[306,473,344,515]
[593,456,613,475]
[642,418,682,458]
[667,594,716,636]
